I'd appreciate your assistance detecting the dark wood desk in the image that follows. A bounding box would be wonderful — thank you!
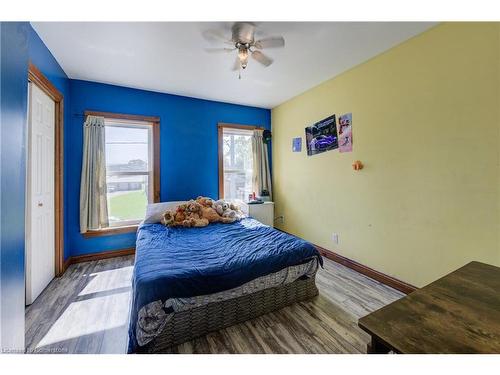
[358,261,500,353]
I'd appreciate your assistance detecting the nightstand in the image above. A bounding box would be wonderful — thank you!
[239,201,275,227]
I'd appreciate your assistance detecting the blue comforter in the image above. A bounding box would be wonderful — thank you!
[128,218,322,352]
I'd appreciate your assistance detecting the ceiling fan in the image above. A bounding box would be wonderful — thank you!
[204,22,285,78]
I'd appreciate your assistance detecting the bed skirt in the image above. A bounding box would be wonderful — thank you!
[135,274,319,353]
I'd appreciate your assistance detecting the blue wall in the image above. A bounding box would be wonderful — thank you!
[68,80,271,256]
[0,23,71,350]
[0,21,29,351]
[0,23,268,350]
[15,25,271,260]
[28,25,72,260]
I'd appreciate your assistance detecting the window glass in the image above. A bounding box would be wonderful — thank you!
[222,128,254,201]
[104,120,152,226]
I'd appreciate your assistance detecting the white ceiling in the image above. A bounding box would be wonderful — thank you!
[31,22,437,109]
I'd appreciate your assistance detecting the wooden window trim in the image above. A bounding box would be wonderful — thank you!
[85,110,160,124]
[28,62,65,277]
[82,110,161,238]
[217,122,263,131]
[217,122,263,199]
[82,225,138,238]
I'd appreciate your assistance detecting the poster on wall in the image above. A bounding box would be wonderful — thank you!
[305,115,338,156]
[292,137,302,152]
[338,113,353,153]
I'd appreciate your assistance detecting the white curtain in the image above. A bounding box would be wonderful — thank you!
[80,115,109,232]
[252,129,272,199]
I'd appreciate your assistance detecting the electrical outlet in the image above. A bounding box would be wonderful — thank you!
[332,233,339,244]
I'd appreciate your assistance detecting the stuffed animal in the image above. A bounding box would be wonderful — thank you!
[192,197,233,223]
[161,209,191,227]
[224,203,245,222]
[213,199,245,223]
[213,199,229,216]
[162,198,243,227]
[184,200,209,227]
[201,203,230,223]
[196,196,214,208]
[161,210,175,226]
[221,205,236,221]
[230,202,245,220]
[175,203,188,221]
[161,202,205,228]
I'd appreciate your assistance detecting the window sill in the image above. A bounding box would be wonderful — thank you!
[82,225,139,238]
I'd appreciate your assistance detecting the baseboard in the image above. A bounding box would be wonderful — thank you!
[63,247,136,272]
[60,237,417,294]
[274,227,417,294]
[316,246,417,294]
[63,257,71,273]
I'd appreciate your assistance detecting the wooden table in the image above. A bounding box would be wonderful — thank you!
[358,261,500,353]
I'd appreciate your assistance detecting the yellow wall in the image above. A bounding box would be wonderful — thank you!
[272,23,500,287]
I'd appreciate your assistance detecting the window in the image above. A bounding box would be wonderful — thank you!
[84,111,160,236]
[218,123,257,201]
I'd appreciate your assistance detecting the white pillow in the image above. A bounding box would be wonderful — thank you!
[143,201,186,224]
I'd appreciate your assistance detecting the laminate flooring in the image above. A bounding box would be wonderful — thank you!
[25,255,403,354]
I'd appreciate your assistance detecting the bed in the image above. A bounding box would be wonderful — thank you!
[127,216,322,353]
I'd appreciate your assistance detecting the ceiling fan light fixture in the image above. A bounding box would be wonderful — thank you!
[203,22,285,76]
[238,48,249,69]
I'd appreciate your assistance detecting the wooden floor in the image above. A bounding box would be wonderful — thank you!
[25,255,403,354]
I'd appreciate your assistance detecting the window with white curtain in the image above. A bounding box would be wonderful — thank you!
[221,126,254,201]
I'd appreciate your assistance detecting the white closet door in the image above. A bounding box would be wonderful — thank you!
[26,82,55,305]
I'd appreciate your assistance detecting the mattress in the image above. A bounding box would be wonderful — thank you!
[128,218,322,352]
[136,257,319,347]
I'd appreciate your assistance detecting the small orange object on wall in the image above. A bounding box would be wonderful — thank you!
[352,160,363,171]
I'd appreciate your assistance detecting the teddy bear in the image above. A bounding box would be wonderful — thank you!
[161,210,175,226]
[213,199,245,223]
[184,200,209,227]
[195,196,214,208]
[222,207,236,221]
[229,202,245,220]
[213,199,229,216]
[162,198,242,228]
[161,202,205,228]
[192,196,230,224]
[161,209,191,227]
[201,201,232,223]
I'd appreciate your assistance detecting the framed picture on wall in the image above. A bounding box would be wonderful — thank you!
[292,137,302,152]
[338,113,353,153]
[305,115,338,156]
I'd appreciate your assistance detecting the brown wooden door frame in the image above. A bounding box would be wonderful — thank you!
[28,62,65,277]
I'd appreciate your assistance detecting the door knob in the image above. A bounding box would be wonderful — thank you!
[37,202,43,207]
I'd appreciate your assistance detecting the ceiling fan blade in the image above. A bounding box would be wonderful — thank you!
[204,47,235,53]
[232,56,241,71]
[251,50,273,67]
[232,22,256,43]
[254,36,285,49]
[202,29,233,45]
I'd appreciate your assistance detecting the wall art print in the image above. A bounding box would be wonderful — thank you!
[338,113,353,153]
[305,114,338,156]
